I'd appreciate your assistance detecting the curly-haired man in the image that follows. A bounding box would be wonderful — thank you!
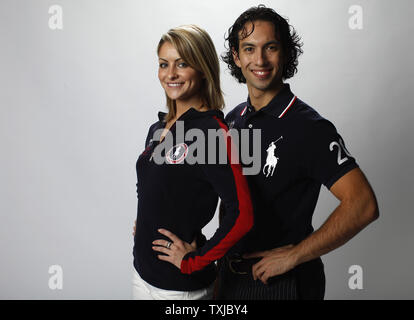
[216,5,379,300]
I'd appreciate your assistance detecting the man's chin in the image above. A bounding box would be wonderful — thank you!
[248,78,283,93]
[250,82,273,92]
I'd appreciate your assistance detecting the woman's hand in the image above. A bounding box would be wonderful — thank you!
[152,228,197,270]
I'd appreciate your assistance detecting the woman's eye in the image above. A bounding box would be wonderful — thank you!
[159,63,167,68]
[178,62,188,68]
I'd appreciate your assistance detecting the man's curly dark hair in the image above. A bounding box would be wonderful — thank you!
[222,5,303,83]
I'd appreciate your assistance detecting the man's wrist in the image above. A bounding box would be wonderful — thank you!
[290,243,307,267]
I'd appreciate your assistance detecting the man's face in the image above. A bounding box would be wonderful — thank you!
[233,20,284,94]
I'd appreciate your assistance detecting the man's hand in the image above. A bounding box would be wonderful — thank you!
[152,228,197,270]
[243,244,298,285]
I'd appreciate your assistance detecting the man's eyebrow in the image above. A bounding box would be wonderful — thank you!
[240,40,280,47]
[265,40,280,46]
[240,42,255,48]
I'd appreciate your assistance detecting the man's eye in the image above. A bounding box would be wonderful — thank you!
[244,47,253,52]
[267,45,278,51]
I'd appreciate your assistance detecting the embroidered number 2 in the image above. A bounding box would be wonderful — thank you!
[329,139,351,165]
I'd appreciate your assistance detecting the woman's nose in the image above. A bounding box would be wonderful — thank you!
[167,66,178,80]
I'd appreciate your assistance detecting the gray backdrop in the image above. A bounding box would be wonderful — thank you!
[0,0,413,299]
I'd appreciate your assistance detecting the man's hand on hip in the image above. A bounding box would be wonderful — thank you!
[243,244,299,284]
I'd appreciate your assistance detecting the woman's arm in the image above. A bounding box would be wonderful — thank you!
[152,117,254,273]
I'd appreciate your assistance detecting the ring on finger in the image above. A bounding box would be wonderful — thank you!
[166,241,172,249]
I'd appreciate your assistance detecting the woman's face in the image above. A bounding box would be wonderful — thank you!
[158,41,204,105]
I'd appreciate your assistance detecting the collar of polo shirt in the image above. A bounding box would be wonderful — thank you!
[243,83,297,119]
[158,108,224,123]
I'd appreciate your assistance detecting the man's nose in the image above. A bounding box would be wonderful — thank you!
[254,48,267,66]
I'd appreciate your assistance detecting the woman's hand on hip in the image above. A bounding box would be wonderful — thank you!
[152,228,197,270]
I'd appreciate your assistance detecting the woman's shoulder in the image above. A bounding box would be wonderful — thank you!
[148,111,167,130]
[191,109,227,132]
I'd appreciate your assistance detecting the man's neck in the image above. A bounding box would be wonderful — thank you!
[248,82,284,111]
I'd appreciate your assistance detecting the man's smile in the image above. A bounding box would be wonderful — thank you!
[251,69,273,79]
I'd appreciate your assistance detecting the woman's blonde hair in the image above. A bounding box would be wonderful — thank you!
[157,25,224,122]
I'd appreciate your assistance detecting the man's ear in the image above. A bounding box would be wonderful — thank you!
[232,47,241,68]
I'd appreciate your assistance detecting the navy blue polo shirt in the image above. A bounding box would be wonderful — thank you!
[225,83,359,255]
[133,108,253,291]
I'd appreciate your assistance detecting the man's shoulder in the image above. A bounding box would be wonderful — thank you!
[224,102,248,122]
[292,98,332,125]
[292,98,342,141]
[292,98,321,119]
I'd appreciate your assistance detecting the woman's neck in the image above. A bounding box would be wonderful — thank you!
[175,98,205,119]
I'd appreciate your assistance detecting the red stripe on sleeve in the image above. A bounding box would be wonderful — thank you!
[180,117,254,274]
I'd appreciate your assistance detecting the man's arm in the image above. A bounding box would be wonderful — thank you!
[292,167,379,266]
[245,167,379,283]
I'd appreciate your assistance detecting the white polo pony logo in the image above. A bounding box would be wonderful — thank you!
[263,136,283,178]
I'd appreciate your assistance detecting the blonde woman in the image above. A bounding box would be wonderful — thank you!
[132,25,254,300]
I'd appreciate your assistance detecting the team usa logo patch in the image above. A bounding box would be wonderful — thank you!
[166,143,189,164]
[263,136,283,178]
